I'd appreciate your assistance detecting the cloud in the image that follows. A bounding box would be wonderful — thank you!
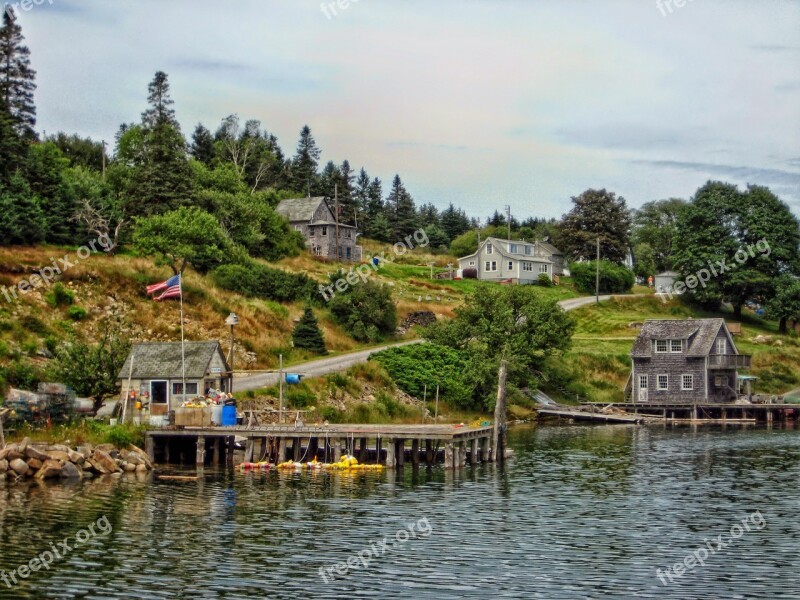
[171,59,253,73]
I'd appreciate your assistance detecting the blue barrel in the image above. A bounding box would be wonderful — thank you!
[221,405,237,426]
[285,374,303,385]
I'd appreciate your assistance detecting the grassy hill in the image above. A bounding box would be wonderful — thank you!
[542,295,800,404]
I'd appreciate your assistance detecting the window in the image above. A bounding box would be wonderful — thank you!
[715,375,728,387]
[509,244,518,253]
[469,261,475,267]
[485,261,497,272]
[345,229,351,238]
[682,375,694,390]
[524,245,532,255]
[539,264,549,274]
[655,340,668,353]
[716,339,727,354]
[508,261,514,270]
[486,243,493,255]
[346,247,351,259]
[671,339,683,353]
[657,375,669,391]
[522,262,533,272]
[172,382,198,397]
[321,226,328,236]
[309,226,315,235]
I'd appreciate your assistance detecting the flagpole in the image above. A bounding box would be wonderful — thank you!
[179,273,186,405]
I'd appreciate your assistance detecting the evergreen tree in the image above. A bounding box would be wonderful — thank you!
[190,123,215,165]
[124,71,194,216]
[292,307,327,354]
[353,167,371,230]
[418,202,440,227]
[27,141,80,244]
[291,124,321,195]
[368,211,392,242]
[0,104,22,183]
[336,159,356,224]
[0,9,36,139]
[557,188,632,264]
[386,174,418,240]
[48,132,105,171]
[440,203,471,241]
[0,174,45,244]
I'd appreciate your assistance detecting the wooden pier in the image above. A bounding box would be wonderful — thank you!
[536,406,644,424]
[583,401,799,425]
[145,423,497,469]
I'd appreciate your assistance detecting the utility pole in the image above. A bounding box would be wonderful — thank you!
[595,237,601,304]
[278,354,284,424]
[505,205,511,241]
[101,140,107,181]
[491,360,508,462]
[434,385,439,421]
[334,184,341,262]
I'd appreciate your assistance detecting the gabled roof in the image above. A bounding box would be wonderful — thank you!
[632,318,732,358]
[537,241,563,256]
[275,197,329,222]
[458,236,554,263]
[117,341,228,380]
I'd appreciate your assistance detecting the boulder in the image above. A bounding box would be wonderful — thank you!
[95,443,118,456]
[35,460,63,479]
[47,451,72,464]
[68,450,85,465]
[126,453,143,466]
[135,464,148,473]
[18,437,30,454]
[91,449,120,474]
[77,445,93,457]
[6,450,23,462]
[24,446,49,462]
[123,462,136,472]
[26,458,43,470]
[0,458,7,472]
[10,458,29,476]
[128,445,154,469]
[86,458,108,475]
[0,447,12,461]
[82,471,94,479]
[60,462,82,479]
[46,444,72,454]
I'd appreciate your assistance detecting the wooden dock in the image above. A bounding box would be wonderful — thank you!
[145,423,496,469]
[583,401,799,425]
[537,407,644,424]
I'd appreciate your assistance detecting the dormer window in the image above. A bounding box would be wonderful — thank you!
[509,244,518,253]
[486,243,493,255]
[655,340,668,353]
[524,245,532,255]
[671,339,682,353]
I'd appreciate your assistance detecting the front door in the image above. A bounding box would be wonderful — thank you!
[638,375,648,402]
[151,380,168,409]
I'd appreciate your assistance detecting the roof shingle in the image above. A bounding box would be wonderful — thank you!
[117,341,226,379]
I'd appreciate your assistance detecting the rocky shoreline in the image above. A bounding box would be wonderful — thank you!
[0,438,154,483]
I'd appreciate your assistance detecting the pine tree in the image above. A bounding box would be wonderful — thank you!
[368,211,392,242]
[353,167,371,230]
[440,203,471,240]
[190,123,215,165]
[386,174,418,240]
[124,71,193,216]
[291,124,321,196]
[0,174,45,245]
[27,141,79,244]
[336,159,356,224]
[292,307,327,354]
[0,9,36,139]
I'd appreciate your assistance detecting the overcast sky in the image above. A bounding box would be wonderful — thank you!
[14,0,800,220]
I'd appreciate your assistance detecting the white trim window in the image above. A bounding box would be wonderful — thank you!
[468,261,475,266]
[485,261,497,272]
[539,264,549,274]
[524,245,532,255]
[508,261,514,270]
[509,244,518,253]
[657,374,669,391]
[655,340,668,353]
[522,262,533,272]
[682,374,694,391]
[671,339,683,353]
[716,338,727,354]
[321,226,328,236]
[486,243,493,255]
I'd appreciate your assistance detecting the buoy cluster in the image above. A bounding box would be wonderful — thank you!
[239,455,384,472]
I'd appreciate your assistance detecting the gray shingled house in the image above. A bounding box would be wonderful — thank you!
[117,341,231,414]
[457,236,564,283]
[276,196,362,262]
[626,319,751,403]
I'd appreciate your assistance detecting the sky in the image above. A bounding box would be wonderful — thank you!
[11,0,800,220]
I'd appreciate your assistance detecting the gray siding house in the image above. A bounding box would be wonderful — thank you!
[117,341,231,414]
[276,197,362,262]
[627,319,751,403]
[457,237,564,283]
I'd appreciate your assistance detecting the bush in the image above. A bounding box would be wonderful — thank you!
[327,276,397,342]
[570,260,634,294]
[538,273,553,287]
[104,424,146,448]
[20,314,48,335]
[45,283,75,308]
[212,262,315,302]
[67,305,88,321]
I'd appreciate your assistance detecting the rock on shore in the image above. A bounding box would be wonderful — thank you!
[0,438,154,483]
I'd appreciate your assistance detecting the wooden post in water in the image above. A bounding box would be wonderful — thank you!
[426,439,433,465]
[212,438,221,466]
[444,442,455,469]
[226,436,235,466]
[145,435,154,463]
[411,439,420,467]
[196,436,206,466]
[396,439,404,468]
[333,438,342,462]
[491,360,508,462]
[471,439,478,465]
[386,438,395,467]
[244,439,254,463]
[481,436,490,462]
[293,438,301,461]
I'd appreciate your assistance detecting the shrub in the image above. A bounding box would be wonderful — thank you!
[45,283,74,308]
[292,307,327,354]
[327,276,397,342]
[104,424,146,448]
[67,305,88,321]
[212,262,315,302]
[570,260,634,294]
[20,314,48,335]
[538,273,553,287]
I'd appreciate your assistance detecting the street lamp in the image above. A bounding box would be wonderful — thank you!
[225,313,239,391]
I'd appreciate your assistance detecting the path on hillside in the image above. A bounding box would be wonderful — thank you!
[233,293,649,391]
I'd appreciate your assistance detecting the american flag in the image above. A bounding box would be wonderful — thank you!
[146,274,181,301]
